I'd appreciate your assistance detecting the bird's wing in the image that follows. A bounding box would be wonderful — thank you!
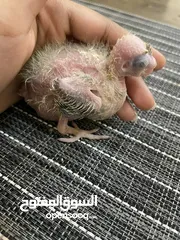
[54,75,102,120]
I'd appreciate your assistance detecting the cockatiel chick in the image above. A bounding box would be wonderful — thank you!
[19,34,157,142]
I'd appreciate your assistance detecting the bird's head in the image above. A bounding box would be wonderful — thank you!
[110,34,157,77]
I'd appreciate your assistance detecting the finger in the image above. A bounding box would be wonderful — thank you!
[0,0,47,36]
[66,1,166,70]
[66,1,128,45]
[117,99,137,121]
[152,48,166,70]
[27,0,47,18]
[126,76,156,110]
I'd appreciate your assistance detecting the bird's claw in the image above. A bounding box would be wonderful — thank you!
[58,127,110,143]
[57,119,110,143]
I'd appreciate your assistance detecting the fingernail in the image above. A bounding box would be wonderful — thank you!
[131,112,138,123]
[149,102,157,111]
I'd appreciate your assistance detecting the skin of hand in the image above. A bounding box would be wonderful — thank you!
[0,0,166,121]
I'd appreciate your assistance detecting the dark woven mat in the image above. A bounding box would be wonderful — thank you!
[0,1,180,239]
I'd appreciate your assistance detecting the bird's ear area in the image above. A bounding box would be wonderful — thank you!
[54,76,102,113]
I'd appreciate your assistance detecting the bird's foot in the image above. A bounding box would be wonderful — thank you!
[57,119,110,143]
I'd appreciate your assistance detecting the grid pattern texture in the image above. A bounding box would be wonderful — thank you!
[0,0,180,239]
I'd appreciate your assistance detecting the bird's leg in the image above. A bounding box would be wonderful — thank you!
[57,116,110,143]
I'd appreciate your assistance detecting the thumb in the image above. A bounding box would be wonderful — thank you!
[0,0,47,36]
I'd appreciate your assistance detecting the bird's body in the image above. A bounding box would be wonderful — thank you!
[19,34,157,142]
[20,42,126,121]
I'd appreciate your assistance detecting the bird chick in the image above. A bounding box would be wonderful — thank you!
[19,34,157,142]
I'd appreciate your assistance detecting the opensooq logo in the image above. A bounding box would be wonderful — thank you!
[20,195,98,220]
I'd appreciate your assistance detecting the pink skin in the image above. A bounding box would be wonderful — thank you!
[20,34,157,142]
[110,34,157,78]
[57,35,157,142]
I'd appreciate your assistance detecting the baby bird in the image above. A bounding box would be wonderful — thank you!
[19,34,157,142]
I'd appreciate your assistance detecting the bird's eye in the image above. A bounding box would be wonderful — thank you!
[132,54,149,70]
[122,61,130,70]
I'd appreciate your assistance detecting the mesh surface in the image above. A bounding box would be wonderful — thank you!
[0,1,180,239]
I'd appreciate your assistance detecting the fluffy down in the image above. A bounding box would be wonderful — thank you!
[19,34,157,142]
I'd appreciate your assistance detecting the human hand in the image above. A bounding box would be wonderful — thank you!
[0,0,166,121]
